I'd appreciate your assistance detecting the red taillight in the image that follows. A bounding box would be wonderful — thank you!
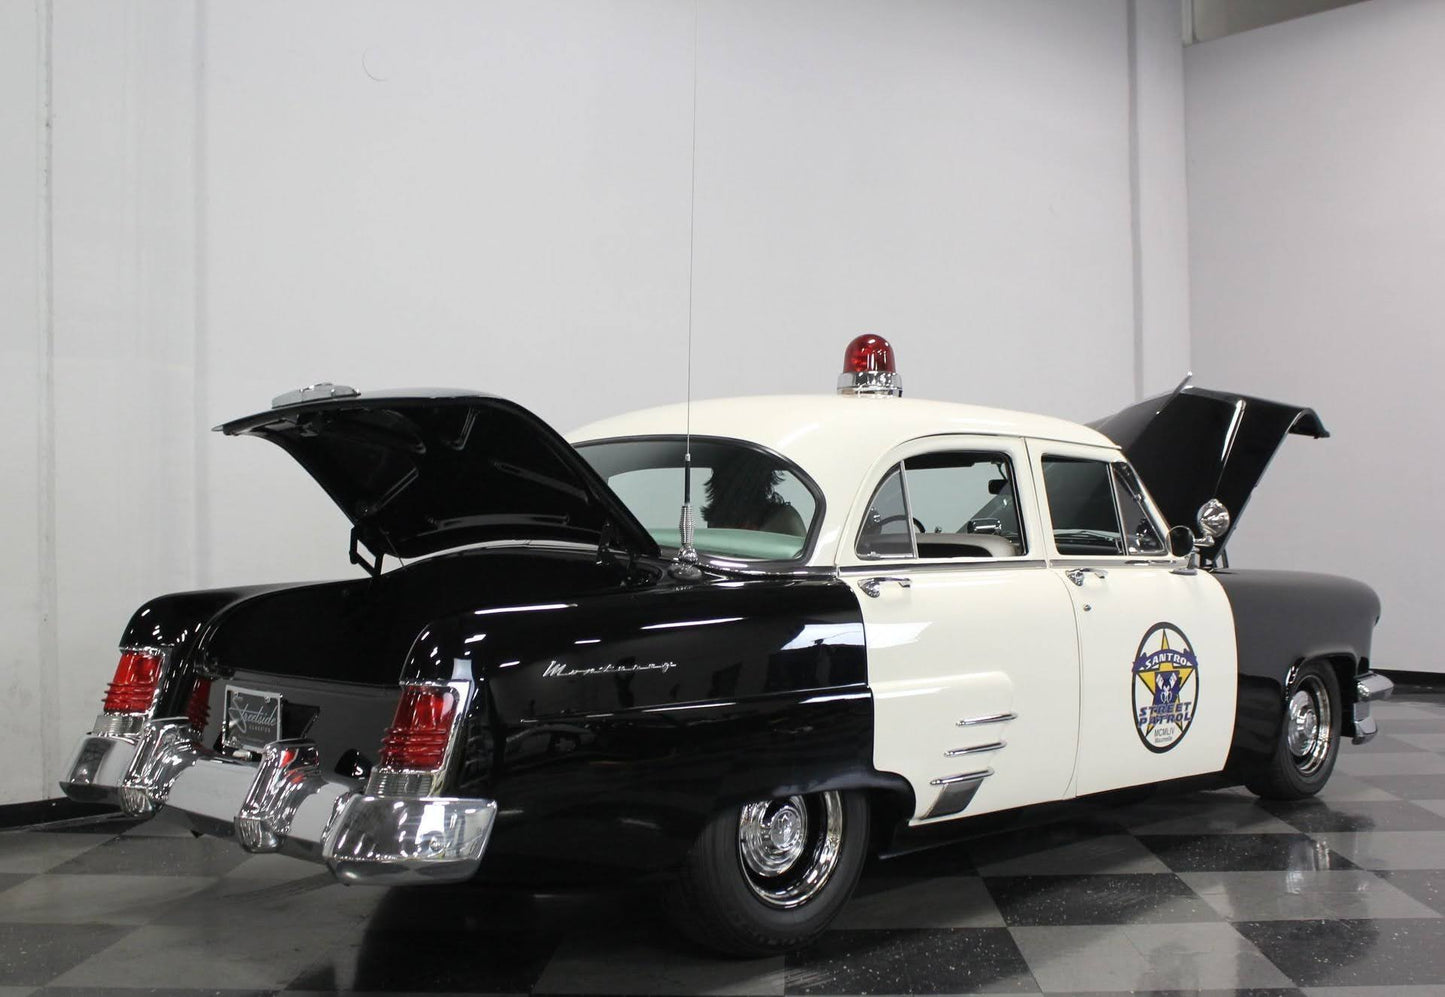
[187,677,212,731]
[843,334,897,374]
[103,650,163,713]
[378,685,458,771]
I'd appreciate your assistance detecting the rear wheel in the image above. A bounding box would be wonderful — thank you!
[1245,661,1341,799]
[665,790,868,956]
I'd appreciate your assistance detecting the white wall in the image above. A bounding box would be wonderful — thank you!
[1134,0,1191,392]
[3,0,1190,804]
[1186,0,1445,673]
[0,0,46,804]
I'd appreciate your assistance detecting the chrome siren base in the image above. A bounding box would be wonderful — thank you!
[58,719,497,886]
[837,369,903,397]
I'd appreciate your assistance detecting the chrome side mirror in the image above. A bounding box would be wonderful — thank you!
[1168,525,1194,558]
[1172,499,1232,575]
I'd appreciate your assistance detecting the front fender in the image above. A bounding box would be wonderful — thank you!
[1216,569,1381,766]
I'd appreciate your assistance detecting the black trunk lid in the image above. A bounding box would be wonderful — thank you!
[219,388,658,563]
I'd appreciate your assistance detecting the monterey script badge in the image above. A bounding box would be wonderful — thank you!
[1131,623,1199,753]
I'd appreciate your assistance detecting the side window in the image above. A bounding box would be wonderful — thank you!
[856,465,914,558]
[856,452,1026,560]
[1112,462,1166,556]
[1041,456,1124,555]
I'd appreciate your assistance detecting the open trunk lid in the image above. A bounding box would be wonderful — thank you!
[218,386,659,564]
[1091,383,1328,554]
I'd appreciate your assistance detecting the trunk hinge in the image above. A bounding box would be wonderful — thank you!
[349,527,384,578]
[596,519,646,582]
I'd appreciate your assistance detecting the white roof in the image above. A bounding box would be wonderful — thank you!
[568,394,1113,461]
[568,395,1116,567]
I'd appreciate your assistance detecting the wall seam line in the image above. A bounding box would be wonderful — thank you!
[35,0,58,798]
[193,0,209,588]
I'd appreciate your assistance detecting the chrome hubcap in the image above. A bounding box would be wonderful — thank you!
[1286,692,1318,754]
[737,791,844,909]
[739,796,809,876]
[1286,675,1333,776]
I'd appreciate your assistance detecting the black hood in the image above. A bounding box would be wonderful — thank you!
[219,389,659,563]
[1091,384,1327,553]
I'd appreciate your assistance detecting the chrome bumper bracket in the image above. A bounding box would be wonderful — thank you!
[119,718,199,816]
[235,739,324,853]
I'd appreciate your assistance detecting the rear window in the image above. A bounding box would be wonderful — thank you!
[576,437,820,562]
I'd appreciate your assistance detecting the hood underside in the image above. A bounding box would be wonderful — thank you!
[1091,384,1327,553]
[219,389,659,563]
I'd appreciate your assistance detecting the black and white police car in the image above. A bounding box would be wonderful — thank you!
[60,337,1390,955]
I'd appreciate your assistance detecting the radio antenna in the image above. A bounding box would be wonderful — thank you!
[671,0,702,581]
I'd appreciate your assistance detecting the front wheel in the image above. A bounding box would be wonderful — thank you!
[1245,661,1341,799]
[665,790,868,957]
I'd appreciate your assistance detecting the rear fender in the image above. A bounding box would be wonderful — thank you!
[399,575,900,872]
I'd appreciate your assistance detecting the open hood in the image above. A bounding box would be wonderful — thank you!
[219,388,659,565]
[1090,383,1327,554]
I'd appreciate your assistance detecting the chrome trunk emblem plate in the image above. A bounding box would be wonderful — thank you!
[224,686,283,754]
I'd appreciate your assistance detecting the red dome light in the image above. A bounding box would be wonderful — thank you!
[843,335,897,375]
[837,335,902,396]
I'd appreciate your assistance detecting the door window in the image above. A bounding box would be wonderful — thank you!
[1041,456,1124,555]
[856,452,1026,559]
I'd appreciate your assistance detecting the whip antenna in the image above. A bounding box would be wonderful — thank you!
[672,0,702,582]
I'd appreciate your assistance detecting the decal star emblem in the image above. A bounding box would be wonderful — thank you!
[1137,632,1195,692]
[1136,631,1194,734]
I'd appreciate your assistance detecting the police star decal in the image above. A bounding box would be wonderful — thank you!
[1131,623,1199,753]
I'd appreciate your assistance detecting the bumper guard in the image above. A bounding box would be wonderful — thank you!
[1351,671,1395,745]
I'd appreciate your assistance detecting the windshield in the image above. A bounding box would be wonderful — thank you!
[575,437,821,561]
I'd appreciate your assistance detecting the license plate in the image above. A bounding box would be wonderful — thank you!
[224,686,283,754]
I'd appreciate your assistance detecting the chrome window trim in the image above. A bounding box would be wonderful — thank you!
[1112,461,1169,557]
[896,459,922,560]
[838,559,1047,576]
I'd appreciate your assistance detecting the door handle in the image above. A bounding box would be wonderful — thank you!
[859,576,912,598]
[1065,567,1108,587]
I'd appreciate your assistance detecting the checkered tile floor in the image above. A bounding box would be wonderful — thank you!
[5,696,1445,996]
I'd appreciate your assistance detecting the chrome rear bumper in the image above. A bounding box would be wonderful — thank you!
[1351,671,1395,745]
[59,717,496,885]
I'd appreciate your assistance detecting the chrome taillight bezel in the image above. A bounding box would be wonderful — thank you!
[90,645,174,740]
[365,679,473,798]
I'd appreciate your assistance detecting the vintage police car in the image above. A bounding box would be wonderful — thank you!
[60,337,1391,955]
